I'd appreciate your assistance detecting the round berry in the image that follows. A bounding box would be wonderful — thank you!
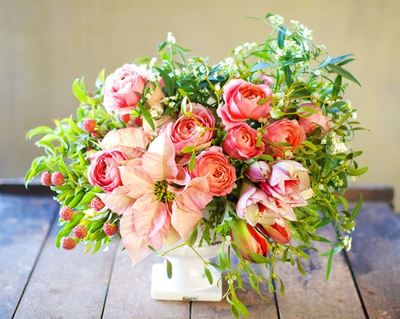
[61,237,77,250]
[90,197,105,211]
[103,223,118,237]
[73,224,87,240]
[91,131,100,139]
[40,171,52,186]
[82,119,96,133]
[51,171,64,186]
[120,114,131,123]
[59,206,73,221]
[134,117,143,126]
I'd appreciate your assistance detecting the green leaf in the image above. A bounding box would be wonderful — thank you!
[296,258,306,276]
[204,267,213,285]
[218,248,229,270]
[181,145,195,154]
[332,75,342,97]
[250,62,274,72]
[26,126,53,140]
[328,64,361,86]
[139,103,155,131]
[188,151,196,172]
[349,166,368,176]
[351,195,364,219]
[325,247,335,280]
[231,295,249,318]
[249,252,269,264]
[166,259,172,279]
[72,78,88,103]
[283,65,292,86]
[187,227,198,246]
[277,26,287,49]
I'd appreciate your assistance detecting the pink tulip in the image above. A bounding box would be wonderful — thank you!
[260,160,313,207]
[245,161,271,182]
[98,130,213,263]
[236,183,296,226]
[257,218,291,244]
[217,79,272,129]
[230,219,269,262]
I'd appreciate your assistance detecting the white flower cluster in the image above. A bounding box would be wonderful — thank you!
[330,133,349,155]
[162,95,178,108]
[268,14,284,26]
[166,32,176,44]
[290,20,313,41]
[233,42,257,57]
[342,235,352,251]
[216,57,240,76]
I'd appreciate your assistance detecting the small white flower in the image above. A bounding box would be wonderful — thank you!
[352,112,358,119]
[166,32,176,44]
[149,57,157,68]
[268,14,284,26]
[343,236,352,251]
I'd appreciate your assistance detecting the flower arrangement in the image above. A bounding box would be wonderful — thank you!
[26,14,366,317]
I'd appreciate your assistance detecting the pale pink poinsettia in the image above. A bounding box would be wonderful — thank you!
[260,160,313,207]
[236,183,296,227]
[99,130,213,263]
[100,127,151,158]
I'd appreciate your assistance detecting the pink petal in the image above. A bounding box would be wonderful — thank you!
[175,176,213,212]
[141,127,178,181]
[120,212,151,263]
[132,193,170,238]
[171,202,202,240]
[119,160,154,199]
[97,186,135,215]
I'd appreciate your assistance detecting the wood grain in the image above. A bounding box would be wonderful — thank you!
[275,226,365,319]
[102,246,190,319]
[13,221,118,319]
[347,202,400,319]
[0,194,57,319]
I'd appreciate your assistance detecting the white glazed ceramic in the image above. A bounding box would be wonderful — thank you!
[151,242,223,301]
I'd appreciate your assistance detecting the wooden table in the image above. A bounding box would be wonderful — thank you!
[0,187,399,319]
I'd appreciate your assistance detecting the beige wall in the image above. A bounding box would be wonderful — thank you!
[1,0,399,209]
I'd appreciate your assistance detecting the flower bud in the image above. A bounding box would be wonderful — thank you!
[256,219,291,244]
[230,219,268,262]
[245,161,271,182]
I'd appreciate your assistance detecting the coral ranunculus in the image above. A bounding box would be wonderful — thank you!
[88,150,128,192]
[222,123,264,160]
[217,79,272,129]
[299,103,330,134]
[169,103,215,154]
[263,119,306,157]
[190,146,236,196]
[103,64,147,115]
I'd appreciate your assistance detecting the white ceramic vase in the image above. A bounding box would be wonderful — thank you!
[151,242,223,302]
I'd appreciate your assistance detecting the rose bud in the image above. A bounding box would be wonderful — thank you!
[245,161,271,182]
[230,219,268,262]
[90,197,105,211]
[256,219,291,244]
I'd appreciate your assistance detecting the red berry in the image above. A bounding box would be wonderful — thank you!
[73,224,87,239]
[82,119,96,133]
[120,114,131,123]
[103,223,118,236]
[90,197,105,211]
[134,117,143,126]
[40,171,52,186]
[59,206,73,221]
[61,237,77,250]
[51,171,64,186]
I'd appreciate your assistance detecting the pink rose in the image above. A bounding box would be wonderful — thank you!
[169,104,215,154]
[263,119,306,157]
[88,150,128,192]
[236,183,296,226]
[103,64,147,115]
[245,161,270,182]
[222,123,264,160]
[299,103,330,134]
[260,160,313,207]
[217,79,272,129]
[190,146,236,196]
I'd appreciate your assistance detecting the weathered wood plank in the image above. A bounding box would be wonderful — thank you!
[347,202,400,319]
[344,185,394,207]
[102,246,190,319]
[0,194,57,319]
[275,226,365,319]
[13,221,118,319]
[191,257,278,319]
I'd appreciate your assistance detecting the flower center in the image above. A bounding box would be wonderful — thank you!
[153,180,175,202]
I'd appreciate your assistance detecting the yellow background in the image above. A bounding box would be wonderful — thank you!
[1,0,399,209]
